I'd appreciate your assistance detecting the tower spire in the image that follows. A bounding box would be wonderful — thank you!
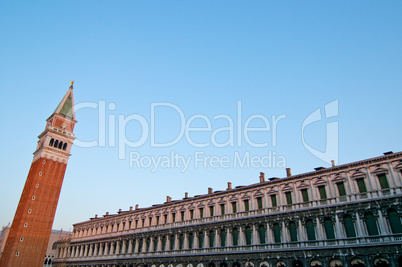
[53,81,76,120]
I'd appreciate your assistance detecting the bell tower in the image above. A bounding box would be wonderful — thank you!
[0,82,77,267]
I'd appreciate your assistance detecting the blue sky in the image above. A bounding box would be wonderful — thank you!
[0,1,401,231]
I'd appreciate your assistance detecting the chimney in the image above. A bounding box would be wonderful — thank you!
[286,168,292,177]
[208,187,213,194]
[118,209,122,213]
[185,192,188,198]
[166,196,172,203]
[227,182,232,190]
[259,172,265,183]
[135,204,139,210]
[95,214,98,219]
[331,160,336,167]
[129,206,133,211]
[105,212,109,216]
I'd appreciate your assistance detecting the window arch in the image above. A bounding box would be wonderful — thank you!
[198,231,204,248]
[49,138,54,146]
[387,208,402,234]
[209,230,215,247]
[273,223,281,243]
[232,228,239,246]
[220,229,226,247]
[54,140,59,148]
[343,214,356,237]
[306,219,316,241]
[188,232,194,249]
[289,221,298,242]
[323,217,335,239]
[58,141,63,149]
[245,226,252,245]
[364,212,379,236]
[63,143,67,150]
[258,224,266,244]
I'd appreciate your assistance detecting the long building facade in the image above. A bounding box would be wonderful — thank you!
[54,152,402,267]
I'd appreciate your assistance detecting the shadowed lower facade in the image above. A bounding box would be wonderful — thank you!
[53,152,402,267]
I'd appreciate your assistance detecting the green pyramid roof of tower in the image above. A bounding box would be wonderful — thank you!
[58,92,73,119]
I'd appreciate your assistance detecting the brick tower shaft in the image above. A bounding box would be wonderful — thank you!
[0,82,77,267]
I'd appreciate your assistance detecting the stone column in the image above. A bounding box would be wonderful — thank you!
[203,231,209,248]
[149,238,154,252]
[166,236,171,251]
[238,226,245,245]
[121,240,127,254]
[93,243,99,256]
[184,233,189,249]
[226,228,232,247]
[334,215,342,239]
[100,242,104,256]
[174,234,180,250]
[134,239,139,253]
[141,239,147,253]
[88,244,93,257]
[298,220,305,242]
[266,223,272,244]
[67,247,71,258]
[104,242,109,255]
[63,247,68,258]
[377,210,388,234]
[214,229,220,247]
[75,246,80,258]
[193,232,199,249]
[355,213,364,237]
[84,244,89,257]
[157,236,162,251]
[116,241,121,254]
[127,239,133,254]
[281,221,287,243]
[252,224,259,244]
[110,242,116,255]
[315,217,323,240]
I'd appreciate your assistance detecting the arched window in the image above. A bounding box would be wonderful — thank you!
[198,231,204,248]
[245,226,252,245]
[387,208,402,234]
[343,215,356,237]
[170,235,175,250]
[324,217,335,239]
[258,224,266,244]
[54,140,59,148]
[209,230,215,247]
[49,138,54,146]
[364,212,379,236]
[273,223,281,243]
[63,143,67,150]
[306,219,316,241]
[145,238,150,252]
[188,233,194,249]
[58,141,63,149]
[138,238,143,252]
[232,228,239,246]
[179,234,184,250]
[161,236,166,251]
[220,229,226,247]
[289,221,298,242]
[153,238,157,252]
